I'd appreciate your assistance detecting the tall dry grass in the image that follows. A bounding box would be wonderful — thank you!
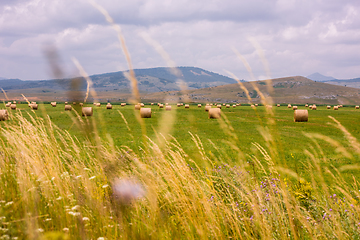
[0,111,360,239]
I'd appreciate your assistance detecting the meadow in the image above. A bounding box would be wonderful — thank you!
[1,102,360,239]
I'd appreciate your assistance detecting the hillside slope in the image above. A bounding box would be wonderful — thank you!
[143,76,360,105]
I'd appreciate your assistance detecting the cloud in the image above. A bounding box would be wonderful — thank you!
[0,0,359,80]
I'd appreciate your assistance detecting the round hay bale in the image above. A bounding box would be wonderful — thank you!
[12,101,16,104]
[151,103,154,105]
[205,105,211,112]
[73,102,76,105]
[106,104,112,109]
[177,103,181,107]
[312,105,317,110]
[51,102,57,107]
[333,106,338,110]
[140,108,151,118]
[0,109,8,121]
[216,104,222,109]
[255,104,258,107]
[223,103,226,106]
[31,104,38,110]
[10,104,16,110]
[65,102,68,104]
[294,110,308,122]
[251,104,255,108]
[79,103,83,106]
[277,104,280,107]
[226,104,230,108]
[140,103,145,107]
[165,103,168,106]
[287,104,291,108]
[96,103,101,107]
[292,106,298,110]
[185,104,189,108]
[165,105,171,111]
[135,104,141,110]
[198,104,201,108]
[340,105,343,108]
[210,103,213,106]
[65,105,72,111]
[233,104,236,108]
[209,108,221,119]
[82,107,93,116]
[181,103,184,106]
[327,105,331,109]
[267,105,273,109]
[121,103,126,106]
[31,101,37,105]
[309,105,312,109]
[356,106,359,109]
[159,104,164,108]
[305,104,308,107]
[5,102,11,107]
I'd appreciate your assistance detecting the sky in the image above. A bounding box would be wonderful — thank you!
[0,0,360,81]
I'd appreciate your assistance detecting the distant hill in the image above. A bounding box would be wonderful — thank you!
[323,78,360,89]
[0,77,7,80]
[0,67,237,94]
[143,76,360,105]
[307,72,336,82]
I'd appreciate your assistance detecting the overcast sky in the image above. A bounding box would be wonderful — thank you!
[0,0,359,81]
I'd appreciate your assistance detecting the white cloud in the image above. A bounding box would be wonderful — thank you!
[0,0,359,80]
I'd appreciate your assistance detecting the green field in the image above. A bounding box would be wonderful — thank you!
[1,102,360,239]
[2,103,360,178]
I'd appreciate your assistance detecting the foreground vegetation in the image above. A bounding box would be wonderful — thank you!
[1,104,360,239]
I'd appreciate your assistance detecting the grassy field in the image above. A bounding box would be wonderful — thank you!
[1,102,360,239]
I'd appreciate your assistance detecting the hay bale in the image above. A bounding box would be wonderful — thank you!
[151,103,154,105]
[205,105,211,112]
[5,102,11,107]
[333,106,338,110]
[267,105,273,109]
[177,103,181,107]
[135,104,141,110]
[65,105,72,111]
[79,103,83,106]
[210,103,213,106]
[226,104,230,108]
[0,110,8,121]
[309,105,312,109]
[51,102,57,107]
[216,104,222,109]
[82,107,93,116]
[140,108,151,118]
[65,102,68,104]
[96,103,101,107]
[305,104,308,107]
[165,103,168,106]
[73,102,76,105]
[10,104,16,110]
[121,103,126,106]
[159,104,164,108]
[327,105,331,109]
[287,104,291,108]
[277,104,280,107]
[223,103,226,106]
[12,101,16,104]
[340,105,343,108]
[255,104,258,107]
[165,105,171,111]
[209,108,221,119]
[233,104,236,108]
[185,104,189,108]
[198,104,201,108]
[356,106,359,109]
[140,103,145,107]
[292,106,298,110]
[31,104,38,110]
[251,104,255,108]
[181,103,184,106]
[312,105,317,110]
[294,110,308,122]
[106,104,112,109]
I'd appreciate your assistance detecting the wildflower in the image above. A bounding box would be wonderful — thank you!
[82,217,90,221]
[102,184,109,188]
[89,176,96,180]
[37,228,44,233]
[329,209,332,211]
[63,228,69,233]
[112,178,145,205]
[45,218,52,221]
[71,205,80,211]
[4,202,13,207]
[97,238,105,240]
